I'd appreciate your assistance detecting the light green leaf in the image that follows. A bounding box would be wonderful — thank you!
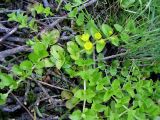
[96,39,106,53]
[111,80,120,90]
[76,13,84,26]
[43,58,54,67]
[103,90,113,102]
[75,35,84,47]
[33,42,49,59]
[74,89,83,99]
[12,65,23,76]
[50,45,65,69]
[115,96,130,108]
[114,24,123,32]
[91,103,106,112]
[0,73,17,89]
[61,91,73,100]
[101,24,113,37]
[120,0,135,8]
[109,36,120,46]
[68,8,78,18]
[123,82,135,97]
[109,67,117,76]
[75,58,94,67]
[125,19,136,33]
[67,41,80,60]
[0,93,8,105]
[20,60,33,70]
[64,3,72,11]
[120,32,130,43]
[69,110,82,120]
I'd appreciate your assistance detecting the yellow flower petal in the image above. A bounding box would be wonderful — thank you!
[84,41,93,50]
[94,32,102,40]
[81,33,90,42]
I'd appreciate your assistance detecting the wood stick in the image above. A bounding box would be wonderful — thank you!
[0,45,32,61]
[95,52,127,61]
[0,26,18,42]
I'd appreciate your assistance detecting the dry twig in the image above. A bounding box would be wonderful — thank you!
[0,45,32,61]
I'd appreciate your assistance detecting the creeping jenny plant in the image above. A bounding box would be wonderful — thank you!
[1,1,160,119]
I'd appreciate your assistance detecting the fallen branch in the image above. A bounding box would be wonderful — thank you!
[10,92,34,120]
[0,27,10,33]
[95,52,127,61]
[0,45,32,61]
[0,26,18,42]
[6,37,27,43]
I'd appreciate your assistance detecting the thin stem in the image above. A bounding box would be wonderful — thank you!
[83,79,86,112]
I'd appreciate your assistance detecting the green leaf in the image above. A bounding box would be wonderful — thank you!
[75,59,94,67]
[12,65,23,76]
[67,41,80,60]
[103,90,113,102]
[41,29,60,46]
[0,93,8,105]
[120,32,130,43]
[96,39,106,53]
[87,20,99,38]
[91,103,106,112]
[33,42,49,59]
[43,58,54,67]
[64,3,72,11]
[34,3,44,14]
[68,8,78,18]
[120,0,135,8]
[0,73,17,89]
[115,96,130,108]
[127,109,136,120]
[44,7,53,16]
[61,91,73,99]
[111,80,120,90]
[28,53,39,63]
[50,45,65,69]
[35,68,43,76]
[20,60,33,70]
[28,19,37,31]
[74,89,83,99]
[83,109,97,120]
[86,89,96,100]
[96,83,104,91]
[65,97,79,109]
[76,13,84,26]
[75,35,84,47]
[121,67,129,77]
[125,19,136,33]
[73,0,83,5]
[69,110,82,120]
[123,82,135,97]
[109,36,120,46]
[114,24,123,32]
[8,12,17,21]
[35,61,45,69]
[101,24,113,37]
[109,67,117,76]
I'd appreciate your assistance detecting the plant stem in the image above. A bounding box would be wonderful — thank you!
[83,79,86,112]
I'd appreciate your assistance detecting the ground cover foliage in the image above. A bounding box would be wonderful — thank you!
[0,0,160,119]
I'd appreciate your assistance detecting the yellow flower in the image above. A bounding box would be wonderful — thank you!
[94,32,102,40]
[81,33,90,42]
[109,31,113,35]
[84,41,93,50]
